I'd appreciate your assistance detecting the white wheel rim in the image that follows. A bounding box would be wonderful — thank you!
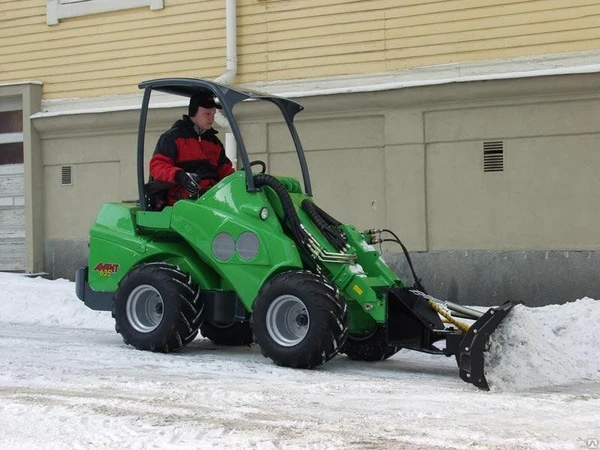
[126,284,164,333]
[265,295,309,347]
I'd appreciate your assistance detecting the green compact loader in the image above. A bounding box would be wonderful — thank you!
[76,78,513,390]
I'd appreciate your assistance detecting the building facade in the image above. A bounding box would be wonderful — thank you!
[1,0,600,306]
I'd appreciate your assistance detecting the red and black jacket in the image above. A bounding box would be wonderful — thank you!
[150,115,234,206]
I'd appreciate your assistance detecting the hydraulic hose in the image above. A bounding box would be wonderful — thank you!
[369,228,425,292]
[312,202,342,227]
[253,174,310,257]
[301,199,346,251]
[428,300,470,333]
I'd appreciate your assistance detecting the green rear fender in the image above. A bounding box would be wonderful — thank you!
[88,235,220,293]
[87,203,220,293]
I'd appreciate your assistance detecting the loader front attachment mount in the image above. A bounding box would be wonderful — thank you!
[386,288,515,390]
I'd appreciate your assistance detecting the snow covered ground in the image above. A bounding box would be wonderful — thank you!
[0,272,598,450]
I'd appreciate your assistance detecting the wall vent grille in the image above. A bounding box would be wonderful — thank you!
[483,141,504,172]
[61,165,72,186]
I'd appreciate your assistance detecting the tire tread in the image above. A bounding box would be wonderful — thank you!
[112,263,203,353]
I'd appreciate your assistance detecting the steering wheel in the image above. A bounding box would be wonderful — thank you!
[249,160,267,174]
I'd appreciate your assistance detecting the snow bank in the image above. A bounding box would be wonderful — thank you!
[484,297,600,391]
[0,273,113,330]
[1,272,598,393]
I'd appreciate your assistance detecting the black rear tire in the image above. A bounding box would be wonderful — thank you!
[341,325,400,361]
[200,321,254,346]
[252,271,348,369]
[112,262,203,352]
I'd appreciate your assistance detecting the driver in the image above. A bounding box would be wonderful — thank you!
[149,92,235,207]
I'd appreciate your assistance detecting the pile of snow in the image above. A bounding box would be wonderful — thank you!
[485,298,600,391]
[0,272,113,330]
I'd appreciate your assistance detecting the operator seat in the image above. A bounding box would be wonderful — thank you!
[143,180,173,211]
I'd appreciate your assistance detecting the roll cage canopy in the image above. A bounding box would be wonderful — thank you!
[137,78,311,210]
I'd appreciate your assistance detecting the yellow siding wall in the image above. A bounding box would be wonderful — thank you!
[2,0,600,99]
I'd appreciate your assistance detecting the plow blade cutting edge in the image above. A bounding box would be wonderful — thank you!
[456,301,516,390]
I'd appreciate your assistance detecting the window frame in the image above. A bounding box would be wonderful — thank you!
[47,0,164,26]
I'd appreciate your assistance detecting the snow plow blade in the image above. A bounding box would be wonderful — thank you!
[457,302,516,390]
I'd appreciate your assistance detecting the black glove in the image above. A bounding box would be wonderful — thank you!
[175,171,200,197]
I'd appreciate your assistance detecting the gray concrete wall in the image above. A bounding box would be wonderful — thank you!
[425,100,600,251]
[31,73,600,305]
[387,250,600,308]
[44,239,88,280]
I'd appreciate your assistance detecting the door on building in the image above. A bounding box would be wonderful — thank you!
[0,98,25,271]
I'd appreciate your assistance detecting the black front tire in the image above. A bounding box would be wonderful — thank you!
[252,271,348,369]
[200,321,254,346]
[341,325,400,361]
[112,263,203,352]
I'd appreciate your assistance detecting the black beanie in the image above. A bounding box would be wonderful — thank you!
[188,92,221,116]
